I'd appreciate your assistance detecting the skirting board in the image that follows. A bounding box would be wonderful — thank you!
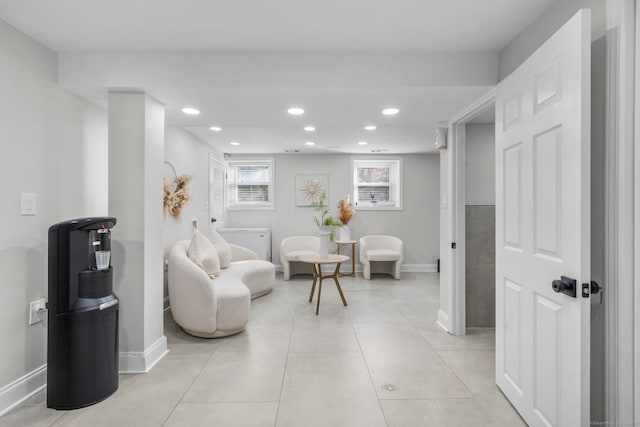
[0,365,46,417]
[0,337,170,415]
[119,335,169,374]
[274,264,437,273]
[402,264,437,272]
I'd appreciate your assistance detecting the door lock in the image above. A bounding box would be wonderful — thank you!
[581,281,601,298]
[552,276,577,298]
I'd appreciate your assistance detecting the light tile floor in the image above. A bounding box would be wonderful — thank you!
[0,272,526,426]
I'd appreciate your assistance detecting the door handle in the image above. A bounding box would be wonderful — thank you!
[552,276,577,298]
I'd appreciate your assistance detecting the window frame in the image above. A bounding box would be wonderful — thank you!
[351,157,403,211]
[226,158,275,211]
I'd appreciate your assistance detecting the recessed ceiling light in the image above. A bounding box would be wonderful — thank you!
[364,125,377,130]
[305,141,315,146]
[182,107,200,115]
[230,141,240,146]
[304,126,315,132]
[209,126,222,132]
[287,107,304,115]
[382,107,399,116]
[358,141,368,145]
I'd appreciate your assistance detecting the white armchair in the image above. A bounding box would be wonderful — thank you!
[359,235,403,280]
[280,236,320,280]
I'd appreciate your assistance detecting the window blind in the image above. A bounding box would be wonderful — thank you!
[236,165,270,202]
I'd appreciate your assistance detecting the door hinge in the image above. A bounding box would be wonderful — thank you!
[451,242,456,249]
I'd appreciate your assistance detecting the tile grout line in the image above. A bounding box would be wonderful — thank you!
[272,292,297,427]
[349,303,391,427]
[160,345,219,426]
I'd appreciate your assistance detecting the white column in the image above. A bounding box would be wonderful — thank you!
[108,92,167,373]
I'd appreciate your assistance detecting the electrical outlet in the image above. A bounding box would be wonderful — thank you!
[29,298,46,325]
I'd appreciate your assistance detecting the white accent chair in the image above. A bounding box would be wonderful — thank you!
[280,236,320,280]
[168,240,275,338]
[359,235,403,280]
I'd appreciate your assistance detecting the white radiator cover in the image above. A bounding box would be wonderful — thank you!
[217,228,272,261]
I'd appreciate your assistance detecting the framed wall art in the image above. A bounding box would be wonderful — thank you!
[295,174,329,206]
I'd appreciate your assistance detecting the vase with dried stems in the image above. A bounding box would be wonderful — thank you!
[337,196,356,241]
[311,191,342,257]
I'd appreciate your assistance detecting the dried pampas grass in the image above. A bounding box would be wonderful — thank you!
[337,199,355,225]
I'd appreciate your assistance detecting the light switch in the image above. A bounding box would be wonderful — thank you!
[21,193,36,216]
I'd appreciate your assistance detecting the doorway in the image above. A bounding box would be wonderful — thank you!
[463,114,496,330]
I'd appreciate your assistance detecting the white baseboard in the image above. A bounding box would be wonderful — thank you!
[437,310,451,333]
[0,337,170,414]
[119,335,169,374]
[275,263,437,274]
[401,264,437,272]
[0,365,46,417]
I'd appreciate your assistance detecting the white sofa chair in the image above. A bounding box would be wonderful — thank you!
[280,236,320,280]
[359,235,403,280]
[168,240,275,338]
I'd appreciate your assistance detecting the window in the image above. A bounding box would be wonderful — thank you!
[352,158,402,210]
[227,159,274,210]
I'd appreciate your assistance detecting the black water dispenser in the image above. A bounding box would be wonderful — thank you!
[47,217,119,409]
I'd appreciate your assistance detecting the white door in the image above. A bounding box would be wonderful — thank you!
[209,154,225,228]
[495,10,591,427]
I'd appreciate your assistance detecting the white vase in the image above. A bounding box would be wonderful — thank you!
[338,226,351,242]
[318,228,330,258]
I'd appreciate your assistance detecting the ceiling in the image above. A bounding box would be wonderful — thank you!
[0,0,553,154]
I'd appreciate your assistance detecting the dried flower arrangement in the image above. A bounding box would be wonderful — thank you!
[337,198,356,225]
[163,175,192,219]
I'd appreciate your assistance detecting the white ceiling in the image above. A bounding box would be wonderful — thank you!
[0,0,553,154]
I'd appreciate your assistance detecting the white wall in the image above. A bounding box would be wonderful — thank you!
[464,124,495,205]
[224,153,440,270]
[163,128,223,255]
[0,20,107,413]
[163,128,224,303]
[498,0,605,79]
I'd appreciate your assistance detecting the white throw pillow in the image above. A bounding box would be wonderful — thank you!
[203,227,232,268]
[187,230,220,278]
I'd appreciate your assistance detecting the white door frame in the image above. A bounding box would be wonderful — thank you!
[442,88,495,336]
[635,2,640,421]
[633,0,640,422]
[605,0,637,424]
